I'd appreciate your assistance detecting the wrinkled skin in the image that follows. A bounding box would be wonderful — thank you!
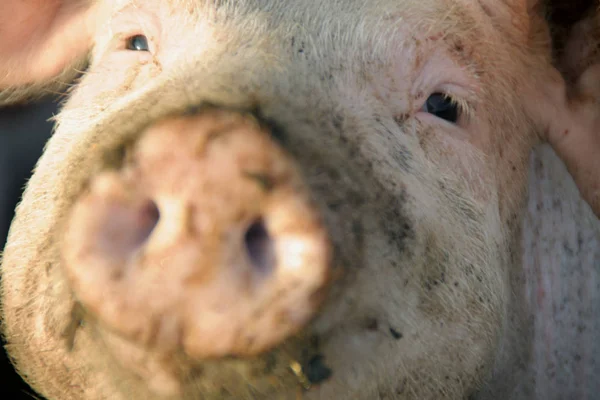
[0,1,599,400]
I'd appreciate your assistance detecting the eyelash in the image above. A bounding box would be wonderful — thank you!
[430,92,473,123]
[443,93,470,118]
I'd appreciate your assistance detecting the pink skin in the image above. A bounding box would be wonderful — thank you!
[0,1,103,87]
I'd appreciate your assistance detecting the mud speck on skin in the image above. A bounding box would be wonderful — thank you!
[393,114,409,125]
[389,327,403,340]
[303,355,333,385]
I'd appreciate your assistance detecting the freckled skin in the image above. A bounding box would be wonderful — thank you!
[0,1,599,400]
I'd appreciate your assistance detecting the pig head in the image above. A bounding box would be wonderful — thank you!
[1,0,599,399]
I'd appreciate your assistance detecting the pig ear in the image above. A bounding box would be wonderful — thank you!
[480,0,600,218]
[0,1,101,105]
[539,2,600,218]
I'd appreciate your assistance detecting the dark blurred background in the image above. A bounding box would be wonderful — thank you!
[0,97,59,399]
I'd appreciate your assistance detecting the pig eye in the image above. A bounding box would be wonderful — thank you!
[125,35,150,51]
[423,93,459,123]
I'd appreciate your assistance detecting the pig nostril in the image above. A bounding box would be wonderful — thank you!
[138,200,160,244]
[244,219,276,275]
[99,198,160,258]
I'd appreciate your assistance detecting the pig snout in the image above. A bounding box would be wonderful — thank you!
[62,109,332,360]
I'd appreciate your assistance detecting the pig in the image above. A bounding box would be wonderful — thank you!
[0,0,599,399]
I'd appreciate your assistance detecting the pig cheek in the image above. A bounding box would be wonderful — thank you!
[415,118,494,203]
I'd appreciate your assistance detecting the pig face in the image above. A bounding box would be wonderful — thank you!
[0,0,562,399]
